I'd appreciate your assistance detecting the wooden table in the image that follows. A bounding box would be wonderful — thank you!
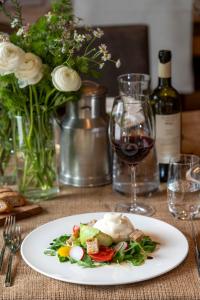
[0,185,199,300]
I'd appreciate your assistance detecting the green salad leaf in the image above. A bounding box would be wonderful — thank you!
[140,236,158,253]
[48,234,70,251]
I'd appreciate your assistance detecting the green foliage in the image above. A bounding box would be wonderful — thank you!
[51,0,73,17]
[0,0,118,115]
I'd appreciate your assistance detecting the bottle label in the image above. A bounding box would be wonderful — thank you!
[155,113,181,164]
[158,62,171,78]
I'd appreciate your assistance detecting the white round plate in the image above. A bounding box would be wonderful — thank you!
[21,212,188,286]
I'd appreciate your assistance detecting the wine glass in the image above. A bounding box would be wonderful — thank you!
[109,94,155,216]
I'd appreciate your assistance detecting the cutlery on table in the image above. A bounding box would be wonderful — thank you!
[191,220,200,277]
[5,223,21,287]
[0,216,16,272]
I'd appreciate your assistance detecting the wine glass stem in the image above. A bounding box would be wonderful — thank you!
[130,165,137,208]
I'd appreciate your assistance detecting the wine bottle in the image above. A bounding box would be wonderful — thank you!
[150,50,181,182]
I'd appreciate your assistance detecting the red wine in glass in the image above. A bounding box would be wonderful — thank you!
[113,136,154,166]
[109,94,155,216]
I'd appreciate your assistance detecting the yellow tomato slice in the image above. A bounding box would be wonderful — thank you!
[57,245,71,257]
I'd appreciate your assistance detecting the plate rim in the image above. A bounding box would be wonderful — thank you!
[21,212,189,286]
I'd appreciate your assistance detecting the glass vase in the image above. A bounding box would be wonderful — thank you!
[0,105,16,187]
[13,114,60,201]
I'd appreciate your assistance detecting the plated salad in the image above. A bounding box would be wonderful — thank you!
[44,213,158,268]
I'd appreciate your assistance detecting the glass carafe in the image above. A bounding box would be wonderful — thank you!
[112,73,159,196]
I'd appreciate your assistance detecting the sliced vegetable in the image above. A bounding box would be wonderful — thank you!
[69,246,84,260]
[89,246,114,262]
[57,245,71,257]
[73,225,80,238]
[80,224,99,247]
[96,232,113,247]
[114,241,128,253]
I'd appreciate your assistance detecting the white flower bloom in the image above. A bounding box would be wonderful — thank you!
[51,65,82,92]
[61,46,66,54]
[93,28,104,38]
[74,30,86,43]
[116,59,121,68]
[15,53,43,88]
[99,44,107,54]
[16,28,24,36]
[0,42,25,75]
[102,52,111,61]
[16,24,30,37]
[99,63,105,69]
[11,18,19,28]
[45,11,53,22]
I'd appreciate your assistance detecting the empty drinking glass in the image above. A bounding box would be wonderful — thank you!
[167,154,200,220]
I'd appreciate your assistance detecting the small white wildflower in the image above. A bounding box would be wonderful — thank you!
[61,46,66,54]
[102,52,111,62]
[99,63,105,69]
[11,18,19,28]
[16,28,24,36]
[45,11,53,22]
[116,59,121,68]
[93,28,104,38]
[99,44,107,54]
[85,33,92,41]
[74,30,86,43]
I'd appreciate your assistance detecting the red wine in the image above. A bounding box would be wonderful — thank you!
[113,136,154,165]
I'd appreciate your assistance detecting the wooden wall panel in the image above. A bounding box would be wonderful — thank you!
[181,110,200,155]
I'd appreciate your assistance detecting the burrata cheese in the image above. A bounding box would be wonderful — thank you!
[93,213,134,243]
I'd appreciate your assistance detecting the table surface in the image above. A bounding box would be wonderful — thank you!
[0,184,199,300]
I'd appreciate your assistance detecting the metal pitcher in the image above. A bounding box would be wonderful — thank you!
[59,81,112,187]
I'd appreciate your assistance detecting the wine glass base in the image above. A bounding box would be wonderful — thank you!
[115,202,155,217]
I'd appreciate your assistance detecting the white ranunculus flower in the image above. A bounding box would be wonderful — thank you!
[51,66,81,92]
[0,42,25,75]
[15,52,43,88]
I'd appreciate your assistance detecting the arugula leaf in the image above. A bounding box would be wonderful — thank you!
[140,236,158,253]
[49,234,70,251]
[113,249,125,263]
[69,254,105,268]
[126,241,141,254]
[130,253,146,266]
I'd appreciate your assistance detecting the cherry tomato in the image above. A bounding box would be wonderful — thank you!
[89,246,114,262]
[73,225,80,238]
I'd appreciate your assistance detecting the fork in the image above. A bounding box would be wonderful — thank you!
[0,216,16,272]
[5,224,21,287]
